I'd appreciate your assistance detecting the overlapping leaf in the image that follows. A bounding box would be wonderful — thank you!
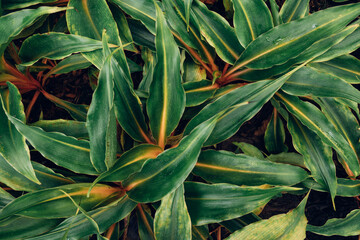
[280,0,309,23]
[264,109,288,153]
[194,150,308,186]
[147,3,185,148]
[0,83,39,184]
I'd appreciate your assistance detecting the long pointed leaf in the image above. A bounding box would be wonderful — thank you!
[147,3,185,148]
[280,0,309,23]
[275,91,360,177]
[0,82,39,184]
[233,0,273,47]
[154,185,191,240]
[123,114,219,203]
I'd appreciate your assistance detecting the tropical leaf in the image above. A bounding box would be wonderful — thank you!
[220,214,261,233]
[91,144,162,184]
[0,82,39,184]
[225,3,360,74]
[184,80,217,107]
[282,66,360,103]
[184,182,293,225]
[232,142,264,160]
[123,114,219,203]
[6,115,98,175]
[147,3,185,148]
[154,185,191,240]
[308,54,360,84]
[280,0,309,23]
[27,196,136,240]
[301,178,360,197]
[192,0,244,64]
[0,183,121,220]
[86,34,117,172]
[225,194,308,240]
[307,209,360,237]
[266,152,305,168]
[0,188,14,209]
[19,33,112,66]
[0,217,62,240]
[136,205,155,240]
[194,150,308,186]
[233,0,273,47]
[31,120,88,139]
[264,109,288,154]
[287,114,337,202]
[66,0,122,69]
[0,6,66,55]
[3,0,58,10]
[275,91,360,177]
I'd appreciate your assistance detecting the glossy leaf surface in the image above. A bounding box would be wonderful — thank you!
[229,3,360,71]
[280,0,309,23]
[185,182,292,225]
[0,83,39,184]
[282,66,360,103]
[307,209,360,237]
[19,33,108,66]
[154,185,191,240]
[192,0,243,64]
[27,196,136,240]
[233,0,273,47]
[0,183,121,220]
[147,3,185,148]
[0,6,65,55]
[124,115,218,203]
[276,91,360,177]
[6,115,98,175]
[194,150,308,186]
[226,195,308,240]
[287,115,337,201]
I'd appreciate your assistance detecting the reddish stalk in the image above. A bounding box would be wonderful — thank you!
[25,90,41,120]
[105,223,116,239]
[137,204,155,239]
[218,69,252,85]
[217,227,221,240]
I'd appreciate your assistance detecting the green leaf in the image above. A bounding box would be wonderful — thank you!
[314,22,360,62]
[280,0,309,23]
[43,54,92,79]
[266,152,305,168]
[316,97,360,168]
[226,3,360,73]
[182,56,207,83]
[112,0,156,34]
[232,142,264,160]
[0,157,74,192]
[42,91,88,121]
[220,214,261,233]
[6,115,98,175]
[307,209,360,237]
[287,114,337,202]
[275,91,360,177]
[185,68,298,146]
[0,6,66,55]
[0,217,62,240]
[92,144,162,184]
[128,19,156,51]
[3,0,58,10]
[233,0,273,47]
[301,178,360,197]
[19,33,110,66]
[194,150,308,186]
[86,34,117,172]
[0,83,39,184]
[31,120,88,139]
[123,114,219,203]
[268,0,282,26]
[137,205,155,240]
[192,0,244,64]
[110,4,137,52]
[264,109,288,154]
[226,194,308,240]
[282,66,360,103]
[147,3,185,148]
[27,196,136,240]
[154,185,191,240]
[0,188,14,209]
[0,183,121,220]
[184,80,217,107]
[66,0,122,69]
[139,47,156,92]
[308,55,360,84]
[184,182,293,225]
[185,0,193,31]
[192,225,211,240]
